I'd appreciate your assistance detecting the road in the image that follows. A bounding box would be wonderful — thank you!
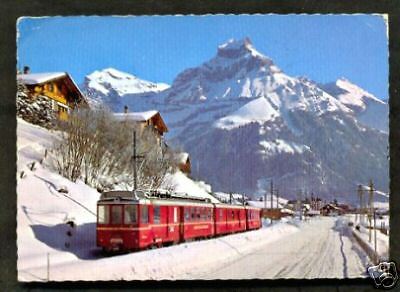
[194,217,370,279]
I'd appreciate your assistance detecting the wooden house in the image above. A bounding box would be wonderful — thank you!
[17,71,88,121]
[113,110,168,145]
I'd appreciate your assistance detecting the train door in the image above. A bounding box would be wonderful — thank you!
[172,206,179,242]
[179,206,185,242]
[139,204,150,248]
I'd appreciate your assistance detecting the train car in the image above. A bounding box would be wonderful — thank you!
[96,189,262,252]
[245,206,262,230]
[96,190,214,252]
[214,204,247,235]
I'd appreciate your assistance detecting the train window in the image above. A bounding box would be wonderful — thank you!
[174,207,178,223]
[98,205,109,224]
[197,208,201,220]
[141,205,149,224]
[191,208,195,220]
[185,208,190,221]
[231,210,235,220]
[154,206,161,224]
[219,209,223,219]
[111,205,123,224]
[124,205,137,224]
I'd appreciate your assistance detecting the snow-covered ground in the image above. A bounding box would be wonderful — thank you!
[17,118,373,281]
[345,214,389,261]
[17,119,101,280]
[194,216,370,279]
[20,218,306,281]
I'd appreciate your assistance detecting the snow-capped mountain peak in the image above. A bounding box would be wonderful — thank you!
[322,78,385,111]
[218,38,259,58]
[84,68,169,98]
[320,78,388,132]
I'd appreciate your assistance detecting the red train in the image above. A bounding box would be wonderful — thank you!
[96,189,262,252]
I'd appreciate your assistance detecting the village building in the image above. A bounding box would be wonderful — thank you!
[320,203,345,216]
[17,69,88,121]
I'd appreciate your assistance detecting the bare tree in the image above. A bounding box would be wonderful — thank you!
[53,107,175,191]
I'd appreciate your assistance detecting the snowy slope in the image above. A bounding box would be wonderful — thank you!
[320,78,388,132]
[17,119,101,277]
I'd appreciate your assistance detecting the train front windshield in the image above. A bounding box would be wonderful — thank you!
[97,204,138,225]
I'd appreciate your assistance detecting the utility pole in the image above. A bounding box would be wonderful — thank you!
[270,180,274,209]
[373,210,378,264]
[368,179,374,243]
[357,184,363,225]
[133,131,137,191]
[132,130,145,193]
[276,189,279,209]
[264,188,267,209]
[297,189,303,220]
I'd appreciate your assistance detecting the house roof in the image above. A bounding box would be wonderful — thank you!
[113,111,168,133]
[175,152,190,164]
[17,72,88,106]
[17,72,67,85]
[113,110,159,122]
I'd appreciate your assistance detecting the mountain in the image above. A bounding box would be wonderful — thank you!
[81,68,169,111]
[320,78,388,133]
[81,38,389,203]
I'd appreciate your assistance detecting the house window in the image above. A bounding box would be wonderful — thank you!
[48,83,54,92]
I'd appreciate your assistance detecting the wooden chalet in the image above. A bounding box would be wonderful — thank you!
[113,109,168,145]
[17,70,88,121]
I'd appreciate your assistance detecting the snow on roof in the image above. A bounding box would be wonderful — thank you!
[113,110,159,122]
[17,72,67,85]
[175,152,189,164]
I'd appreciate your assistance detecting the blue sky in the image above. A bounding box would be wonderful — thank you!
[17,15,388,99]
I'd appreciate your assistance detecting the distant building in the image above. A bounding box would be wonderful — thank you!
[17,71,88,121]
[320,203,344,216]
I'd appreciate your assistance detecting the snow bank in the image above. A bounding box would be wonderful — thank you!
[345,215,389,263]
[162,171,219,203]
[20,218,303,281]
